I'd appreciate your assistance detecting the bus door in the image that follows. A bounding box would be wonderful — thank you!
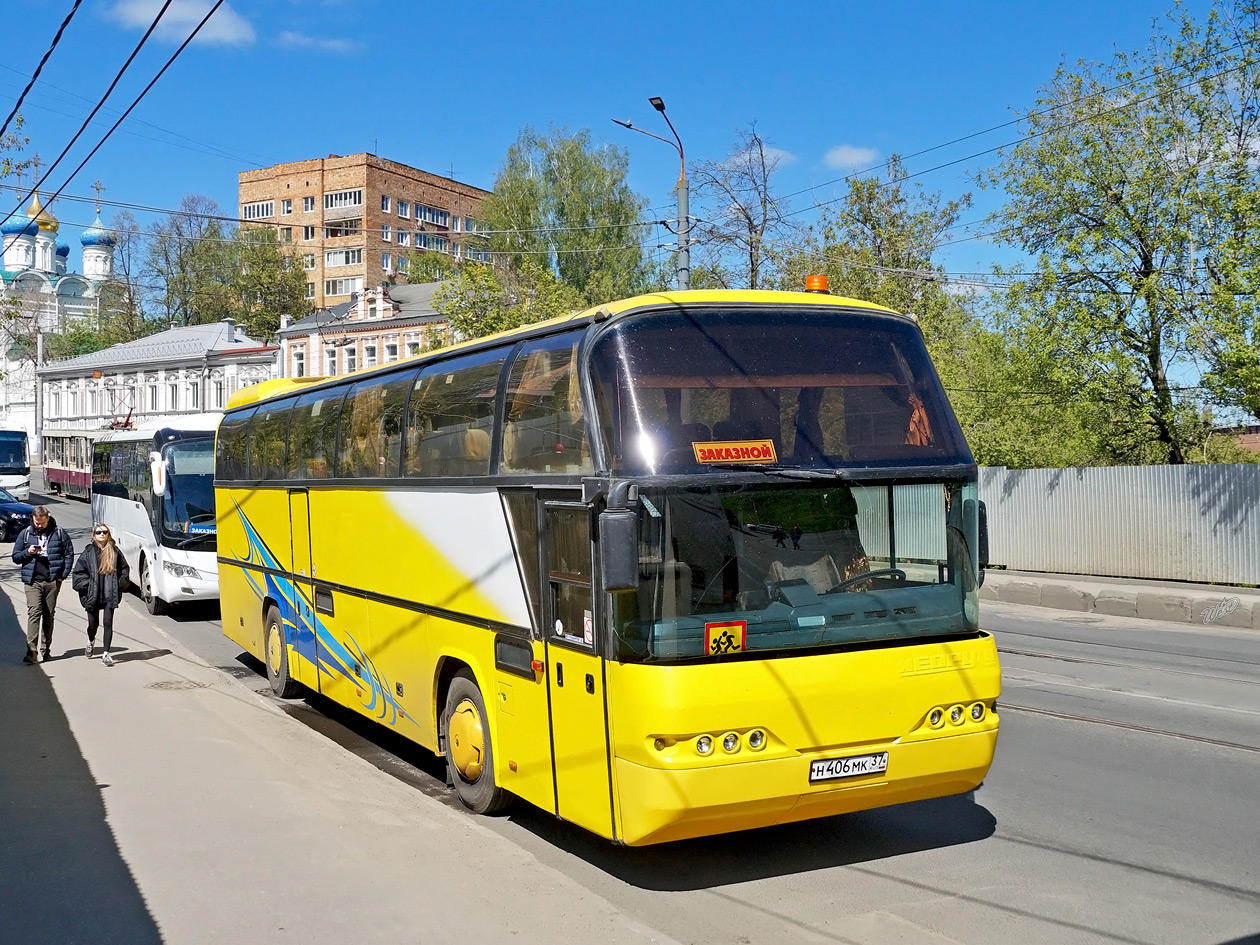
[542,501,614,837]
[288,489,318,688]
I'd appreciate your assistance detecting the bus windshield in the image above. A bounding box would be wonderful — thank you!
[162,439,216,546]
[610,480,980,662]
[588,306,970,473]
[0,433,29,471]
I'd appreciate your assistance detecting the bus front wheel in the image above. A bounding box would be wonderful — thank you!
[443,672,509,814]
[265,606,301,698]
[140,556,168,616]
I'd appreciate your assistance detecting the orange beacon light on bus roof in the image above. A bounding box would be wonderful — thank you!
[804,274,829,293]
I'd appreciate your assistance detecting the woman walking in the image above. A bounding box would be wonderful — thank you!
[72,524,130,667]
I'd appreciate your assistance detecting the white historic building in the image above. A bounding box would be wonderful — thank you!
[1,190,119,445]
[276,281,450,379]
[37,319,278,435]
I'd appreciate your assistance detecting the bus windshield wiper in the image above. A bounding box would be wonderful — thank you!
[717,463,838,480]
[177,532,215,549]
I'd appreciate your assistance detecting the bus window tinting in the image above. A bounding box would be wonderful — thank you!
[501,333,592,475]
[248,401,294,481]
[216,408,254,480]
[336,371,413,478]
[288,390,345,479]
[588,308,971,474]
[404,353,503,477]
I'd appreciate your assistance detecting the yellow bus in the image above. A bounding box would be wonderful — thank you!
[215,286,999,846]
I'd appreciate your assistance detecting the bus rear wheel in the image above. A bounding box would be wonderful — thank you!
[139,556,168,616]
[443,672,509,814]
[264,606,301,698]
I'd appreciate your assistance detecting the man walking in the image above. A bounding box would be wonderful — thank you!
[13,506,75,663]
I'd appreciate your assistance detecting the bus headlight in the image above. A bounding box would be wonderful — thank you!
[949,705,965,725]
[971,703,985,721]
[929,709,944,727]
[695,735,713,755]
[163,562,200,579]
[722,733,740,753]
[747,729,766,750]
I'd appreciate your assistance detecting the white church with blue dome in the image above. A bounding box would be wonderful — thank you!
[0,189,117,440]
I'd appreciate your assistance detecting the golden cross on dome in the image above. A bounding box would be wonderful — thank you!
[93,180,106,215]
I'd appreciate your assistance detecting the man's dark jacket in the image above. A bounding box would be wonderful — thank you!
[12,517,75,584]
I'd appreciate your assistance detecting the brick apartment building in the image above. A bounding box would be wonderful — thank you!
[238,153,491,309]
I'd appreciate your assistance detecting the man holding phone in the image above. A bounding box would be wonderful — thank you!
[13,506,75,663]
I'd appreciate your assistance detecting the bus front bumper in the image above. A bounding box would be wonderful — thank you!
[155,561,219,603]
[612,726,998,846]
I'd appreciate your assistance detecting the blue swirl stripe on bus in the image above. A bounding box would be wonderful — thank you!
[229,500,413,728]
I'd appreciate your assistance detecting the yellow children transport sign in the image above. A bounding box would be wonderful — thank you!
[692,439,778,464]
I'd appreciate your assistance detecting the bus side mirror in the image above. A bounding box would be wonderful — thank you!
[598,508,639,592]
[149,451,167,498]
[977,500,989,587]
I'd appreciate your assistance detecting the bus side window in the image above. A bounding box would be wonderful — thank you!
[500,333,591,475]
[404,353,503,478]
[336,371,413,479]
[289,392,343,480]
[247,401,294,481]
[216,409,254,481]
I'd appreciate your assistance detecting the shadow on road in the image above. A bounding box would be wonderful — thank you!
[0,582,163,944]
[246,654,997,889]
[504,791,995,890]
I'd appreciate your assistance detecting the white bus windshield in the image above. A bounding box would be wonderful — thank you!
[163,440,216,542]
[0,433,28,470]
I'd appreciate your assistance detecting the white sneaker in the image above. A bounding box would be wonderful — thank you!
[102,653,114,667]
[85,640,94,659]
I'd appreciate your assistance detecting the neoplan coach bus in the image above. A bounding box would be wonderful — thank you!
[215,285,1000,846]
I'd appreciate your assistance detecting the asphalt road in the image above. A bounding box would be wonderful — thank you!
[40,491,1260,945]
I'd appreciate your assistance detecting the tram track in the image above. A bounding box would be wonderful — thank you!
[994,627,1260,669]
[999,702,1260,754]
[997,645,1259,687]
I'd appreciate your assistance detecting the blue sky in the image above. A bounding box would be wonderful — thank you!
[1,0,1215,280]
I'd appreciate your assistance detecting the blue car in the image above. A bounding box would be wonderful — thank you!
[0,488,35,543]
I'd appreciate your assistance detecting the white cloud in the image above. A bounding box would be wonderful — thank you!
[763,145,797,166]
[277,30,362,53]
[107,0,255,47]
[824,144,879,170]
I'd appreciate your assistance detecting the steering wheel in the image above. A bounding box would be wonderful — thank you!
[826,568,907,593]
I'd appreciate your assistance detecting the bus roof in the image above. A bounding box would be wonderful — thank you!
[225,288,904,412]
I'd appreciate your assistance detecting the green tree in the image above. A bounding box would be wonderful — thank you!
[144,196,309,337]
[403,249,455,284]
[481,126,649,303]
[434,261,585,342]
[232,225,310,339]
[982,2,1260,463]
[145,195,234,326]
[778,154,972,343]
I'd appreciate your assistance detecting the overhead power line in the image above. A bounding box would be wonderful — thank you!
[39,1,230,224]
[0,0,84,140]
[779,36,1251,209]
[0,0,175,229]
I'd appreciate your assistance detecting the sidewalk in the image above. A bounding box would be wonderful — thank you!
[980,569,1260,630]
[0,579,679,945]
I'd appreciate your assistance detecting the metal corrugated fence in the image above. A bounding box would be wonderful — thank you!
[979,464,1260,585]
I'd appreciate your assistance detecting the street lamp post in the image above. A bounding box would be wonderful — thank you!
[612,96,689,291]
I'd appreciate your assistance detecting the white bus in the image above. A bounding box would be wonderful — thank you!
[0,429,31,499]
[91,414,222,614]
